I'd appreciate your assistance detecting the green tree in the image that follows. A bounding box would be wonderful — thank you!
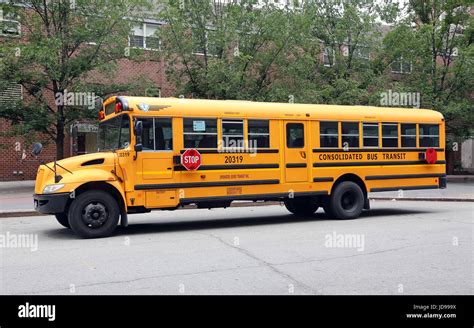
[157,0,301,101]
[279,0,398,105]
[382,0,473,136]
[0,0,150,159]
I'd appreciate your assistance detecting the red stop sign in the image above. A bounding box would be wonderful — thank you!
[181,149,202,171]
[425,147,438,164]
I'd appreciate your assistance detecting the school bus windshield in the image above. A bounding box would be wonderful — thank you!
[97,114,130,151]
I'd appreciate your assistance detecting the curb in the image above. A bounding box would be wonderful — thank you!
[369,197,474,202]
[0,211,42,218]
[447,176,474,183]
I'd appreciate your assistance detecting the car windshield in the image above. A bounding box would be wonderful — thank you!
[97,114,130,151]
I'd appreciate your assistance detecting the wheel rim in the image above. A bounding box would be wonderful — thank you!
[81,201,108,228]
[340,191,357,211]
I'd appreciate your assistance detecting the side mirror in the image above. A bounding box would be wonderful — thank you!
[94,96,104,112]
[134,120,143,136]
[134,144,143,152]
[31,142,43,157]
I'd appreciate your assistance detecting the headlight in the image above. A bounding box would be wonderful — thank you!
[43,184,65,194]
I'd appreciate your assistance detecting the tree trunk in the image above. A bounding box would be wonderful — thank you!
[55,122,65,160]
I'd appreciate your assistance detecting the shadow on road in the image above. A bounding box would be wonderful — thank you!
[43,206,435,239]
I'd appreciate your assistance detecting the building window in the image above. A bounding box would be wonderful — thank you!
[382,123,398,147]
[0,82,22,105]
[183,118,218,148]
[341,122,359,148]
[323,47,335,67]
[0,17,20,37]
[354,46,370,61]
[248,120,270,148]
[192,29,218,56]
[222,119,244,148]
[391,57,412,74]
[363,123,379,147]
[286,123,304,148]
[320,121,338,148]
[129,23,160,50]
[401,123,416,147]
[419,124,439,147]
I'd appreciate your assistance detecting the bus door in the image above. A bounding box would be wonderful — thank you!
[284,121,309,183]
[135,117,176,207]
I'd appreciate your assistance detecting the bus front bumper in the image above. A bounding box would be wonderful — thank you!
[33,193,70,214]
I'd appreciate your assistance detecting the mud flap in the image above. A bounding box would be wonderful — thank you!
[363,197,370,210]
[120,212,128,227]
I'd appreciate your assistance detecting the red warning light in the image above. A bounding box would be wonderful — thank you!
[115,101,123,114]
[425,148,437,164]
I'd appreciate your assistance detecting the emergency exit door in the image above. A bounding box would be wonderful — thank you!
[284,121,309,183]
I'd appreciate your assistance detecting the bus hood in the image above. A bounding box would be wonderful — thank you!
[34,152,118,194]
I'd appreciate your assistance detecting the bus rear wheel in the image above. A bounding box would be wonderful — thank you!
[326,181,364,220]
[68,190,120,238]
[284,197,319,216]
[55,213,70,228]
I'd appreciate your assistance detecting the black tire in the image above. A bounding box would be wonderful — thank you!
[55,213,70,228]
[284,197,319,216]
[328,181,364,220]
[68,190,120,238]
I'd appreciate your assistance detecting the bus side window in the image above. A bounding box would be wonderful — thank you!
[341,122,359,148]
[222,119,244,148]
[363,123,379,147]
[382,123,398,147]
[136,118,154,150]
[118,115,130,149]
[419,124,439,147]
[248,120,270,148]
[286,123,304,148]
[183,118,218,148]
[401,123,416,147]
[320,121,338,148]
[155,118,173,150]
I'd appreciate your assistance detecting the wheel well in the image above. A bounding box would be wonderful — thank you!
[69,182,125,215]
[331,174,367,198]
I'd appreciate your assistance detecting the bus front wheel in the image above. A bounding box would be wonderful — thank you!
[326,181,364,220]
[55,213,70,228]
[284,197,319,216]
[68,190,120,238]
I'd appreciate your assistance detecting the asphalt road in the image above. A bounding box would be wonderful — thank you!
[0,200,472,295]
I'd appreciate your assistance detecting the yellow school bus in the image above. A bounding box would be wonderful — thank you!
[33,96,446,238]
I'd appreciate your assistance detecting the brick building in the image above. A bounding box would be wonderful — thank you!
[0,12,175,181]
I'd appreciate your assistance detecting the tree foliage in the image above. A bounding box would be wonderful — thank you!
[0,0,151,158]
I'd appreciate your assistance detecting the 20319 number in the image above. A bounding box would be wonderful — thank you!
[224,155,243,164]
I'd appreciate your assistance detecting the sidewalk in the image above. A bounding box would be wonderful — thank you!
[0,177,472,217]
